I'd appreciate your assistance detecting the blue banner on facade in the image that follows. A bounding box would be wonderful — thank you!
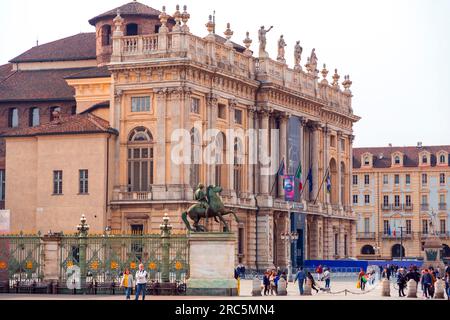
[284,175,295,202]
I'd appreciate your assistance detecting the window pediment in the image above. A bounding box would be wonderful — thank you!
[419,151,431,166]
[392,152,403,167]
[361,152,373,167]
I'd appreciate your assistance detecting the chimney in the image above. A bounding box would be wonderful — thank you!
[417,142,423,149]
[388,143,392,148]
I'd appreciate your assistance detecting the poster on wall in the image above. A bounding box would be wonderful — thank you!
[284,176,295,202]
[0,210,10,232]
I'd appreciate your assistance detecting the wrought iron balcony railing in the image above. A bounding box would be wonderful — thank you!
[420,204,429,211]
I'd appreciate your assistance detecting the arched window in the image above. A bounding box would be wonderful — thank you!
[391,244,405,258]
[101,25,112,46]
[440,154,446,164]
[233,138,244,194]
[190,128,201,189]
[127,127,154,192]
[364,156,370,166]
[422,155,428,164]
[215,132,226,187]
[126,23,138,36]
[361,245,375,255]
[394,156,401,165]
[329,158,337,205]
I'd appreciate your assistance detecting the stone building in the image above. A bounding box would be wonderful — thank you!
[1,1,359,269]
[353,144,450,261]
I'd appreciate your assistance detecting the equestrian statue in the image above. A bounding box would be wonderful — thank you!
[182,184,240,232]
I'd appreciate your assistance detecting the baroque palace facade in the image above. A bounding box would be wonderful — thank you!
[353,145,450,261]
[0,2,359,269]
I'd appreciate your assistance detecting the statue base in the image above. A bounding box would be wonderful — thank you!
[423,235,445,270]
[186,232,238,296]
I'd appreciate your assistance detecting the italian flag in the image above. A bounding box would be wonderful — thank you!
[295,162,303,191]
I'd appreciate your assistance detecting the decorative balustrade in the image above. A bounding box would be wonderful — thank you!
[115,191,153,201]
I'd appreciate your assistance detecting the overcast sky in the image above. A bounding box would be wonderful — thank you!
[1,0,449,148]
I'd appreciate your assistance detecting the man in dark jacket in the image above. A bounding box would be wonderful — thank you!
[421,269,433,299]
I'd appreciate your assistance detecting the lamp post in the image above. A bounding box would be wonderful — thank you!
[281,231,299,282]
[160,213,172,283]
[77,214,90,294]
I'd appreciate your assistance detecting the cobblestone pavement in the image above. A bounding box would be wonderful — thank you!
[0,279,440,300]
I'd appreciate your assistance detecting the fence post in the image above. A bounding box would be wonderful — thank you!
[160,214,172,283]
[42,233,62,293]
[77,215,90,294]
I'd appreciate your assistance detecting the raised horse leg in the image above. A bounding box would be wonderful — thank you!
[216,213,230,232]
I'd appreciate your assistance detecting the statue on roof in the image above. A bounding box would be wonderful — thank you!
[277,35,287,63]
[258,25,273,57]
[294,41,303,70]
[309,48,318,73]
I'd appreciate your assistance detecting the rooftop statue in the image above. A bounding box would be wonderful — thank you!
[182,184,240,232]
[277,35,287,63]
[258,25,273,57]
[309,48,318,73]
[294,41,303,70]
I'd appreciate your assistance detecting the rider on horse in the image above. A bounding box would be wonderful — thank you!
[194,184,209,212]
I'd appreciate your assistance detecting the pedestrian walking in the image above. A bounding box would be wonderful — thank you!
[323,268,331,289]
[263,272,270,296]
[269,271,277,295]
[397,268,407,297]
[294,267,306,295]
[119,268,134,300]
[421,269,432,299]
[358,268,367,291]
[307,272,319,294]
[316,265,323,281]
[135,263,148,301]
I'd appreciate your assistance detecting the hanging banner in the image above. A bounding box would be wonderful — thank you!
[284,176,295,202]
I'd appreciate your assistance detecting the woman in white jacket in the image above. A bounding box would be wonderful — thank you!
[120,269,134,300]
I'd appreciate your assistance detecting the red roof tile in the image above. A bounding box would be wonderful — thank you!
[65,66,111,79]
[1,113,117,138]
[0,68,92,102]
[89,1,162,25]
[0,64,14,81]
[10,33,96,63]
[353,146,450,169]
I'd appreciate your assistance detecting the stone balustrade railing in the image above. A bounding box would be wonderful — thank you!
[111,29,353,114]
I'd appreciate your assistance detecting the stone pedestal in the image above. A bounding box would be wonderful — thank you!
[42,235,61,284]
[277,278,287,296]
[381,278,390,297]
[303,278,312,296]
[434,279,445,299]
[407,279,417,298]
[252,277,262,296]
[186,233,238,296]
[423,236,446,271]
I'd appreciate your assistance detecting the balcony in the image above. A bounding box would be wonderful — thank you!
[381,232,413,240]
[420,232,450,239]
[439,203,447,211]
[115,191,153,201]
[357,232,376,240]
[420,204,429,211]
[392,204,403,211]
[404,203,413,211]
[381,204,392,211]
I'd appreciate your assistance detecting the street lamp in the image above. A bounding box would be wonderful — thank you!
[281,231,299,282]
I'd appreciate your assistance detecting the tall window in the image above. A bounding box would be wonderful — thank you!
[422,156,428,164]
[190,128,201,189]
[394,195,400,207]
[340,162,345,205]
[352,175,358,185]
[53,171,63,195]
[422,220,428,234]
[234,109,243,124]
[422,173,428,185]
[394,156,400,165]
[127,127,154,192]
[440,154,446,164]
[334,233,339,256]
[218,104,226,119]
[440,220,446,234]
[233,138,243,195]
[344,235,348,257]
[383,175,388,185]
[440,173,446,185]
[364,194,370,204]
[50,106,61,121]
[101,25,112,46]
[364,175,370,185]
[29,107,39,127]
[0,170,5,201]
[405,174,411,185]
[191,98,200,114]
[364,217,370,233]
[353,195,358,204]
[363,156,369,165]
[79,170,89,194]
[131,96,151,112]
[8,108,19,128]
[394,174,400,185]
[383,195,389,206]
[238,227,245,255]
[383,220,390,235]
[340,138,346,152]
[405,195,411,206]
[215,132,226,187]
[406,220,412,235]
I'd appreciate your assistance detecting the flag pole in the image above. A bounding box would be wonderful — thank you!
[314,167,329,205]
[270,157,285,197]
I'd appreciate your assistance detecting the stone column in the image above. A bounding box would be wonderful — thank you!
[323,126,330,204]
[153,88,168,199]
[311,123,320,203]
[247,106,257,196]
[339,224,345,258]
[42,236,61,285]
[206,94,218,186]
[337,131,343,207]
[348,135,355,213]
[259,109,271,195]
[278,113,289,199]
[112,88,123,192]
[256,210,274,269]
[350,220,357,258]
[228,100,237,199]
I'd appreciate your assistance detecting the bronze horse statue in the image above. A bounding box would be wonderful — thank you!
[182,185,240,232]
